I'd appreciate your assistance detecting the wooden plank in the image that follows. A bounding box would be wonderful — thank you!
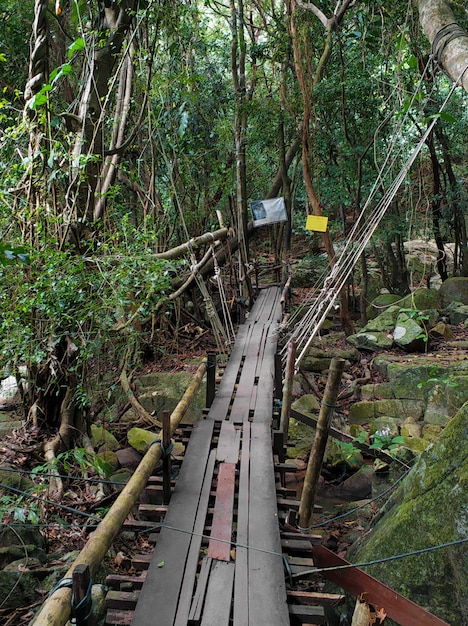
[131,419,215,626]
[208,462,236,561]
[216,422,241,463]
[200,561,235,626]
[287,590,345,606]
[248,422,289,625]
[106,590,139,610]
[106,573,147,591]
[174,451,217,626]
[188,557,212,626]
[233,421,250,626]
[312,545,451,626]
[288,605,326,624]
[105,609,133,626]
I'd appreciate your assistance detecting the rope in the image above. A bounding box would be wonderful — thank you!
[140,521,468,575]
[432,22,468,67]
[147,438,174,457]
[286,62,465,368]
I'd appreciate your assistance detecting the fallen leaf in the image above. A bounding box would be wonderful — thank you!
[157,560,165,568]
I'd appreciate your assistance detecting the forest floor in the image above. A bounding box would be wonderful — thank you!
[2,283,467,626]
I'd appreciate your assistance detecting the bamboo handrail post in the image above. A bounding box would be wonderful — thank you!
[279,340,296,443]
[162,410,171,505]
[298,357,345,530]
[32,359,207,626]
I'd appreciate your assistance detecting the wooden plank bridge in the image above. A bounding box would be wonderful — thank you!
[105,286,325,625]
[103,286,451,626]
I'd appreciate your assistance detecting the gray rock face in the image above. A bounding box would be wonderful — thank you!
[348,402,468,625]
[393,312,428,351]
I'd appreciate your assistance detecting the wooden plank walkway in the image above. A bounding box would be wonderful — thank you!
[131,287,290,626]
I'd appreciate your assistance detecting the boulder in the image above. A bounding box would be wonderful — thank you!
[445,302,468,325]
[127,427,159,453]
[365,294,402,320]
[363,305,400,332]
[439,276,468,306]
[399,287,442,311]
[347,402,468,625]
[349,399,425,424]
[90,424,120,452]
[346,331,393,351]
[393,312,428,352]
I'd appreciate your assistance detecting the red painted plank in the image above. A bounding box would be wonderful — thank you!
[208,463,236,561]
[312,546,451,626]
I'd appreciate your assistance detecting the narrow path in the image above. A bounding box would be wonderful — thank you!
[131,287,290,626]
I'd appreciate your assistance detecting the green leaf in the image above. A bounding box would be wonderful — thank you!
[439,111,457,124]
[68,37,85,59]
[157,561,165,568]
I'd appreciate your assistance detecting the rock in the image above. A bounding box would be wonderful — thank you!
[429,321,453,339]
[359,382,395,400]
[393,312,428,351]
[292,394,320,414]
[0,464,35,494]
[116,446,143,470]
[346,331,393,351]
[366,294,401,320]
[134,371,206,422]
[0,565,42,609]
[348,402,468,624]
[327,465,373,501]
[109,469,133,490]
[386,361,445,399]
[439,276,468,306]
[127,427,159,453]
[399,287,442,311]
[90,424,120,452]
[363,305,400,332]
[0,524,45,549]
[0,544,46,569]
[0,375,20,409]
[349,399,425,424]
[96,449,119,470]
[445,302,468,325]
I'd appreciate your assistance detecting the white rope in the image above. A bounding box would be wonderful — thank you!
[287,65,464,369]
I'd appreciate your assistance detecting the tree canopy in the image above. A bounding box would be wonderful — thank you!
[0,0,467,457]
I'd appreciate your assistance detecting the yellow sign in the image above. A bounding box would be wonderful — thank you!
[305,215,329,232]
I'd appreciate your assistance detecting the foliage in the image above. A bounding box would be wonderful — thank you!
[336,428,406,464]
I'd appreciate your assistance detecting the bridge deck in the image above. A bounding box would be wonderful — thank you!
[131,287,290,626]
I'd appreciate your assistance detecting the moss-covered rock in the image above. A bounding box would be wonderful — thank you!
[439,276,468,306]
[366,294,402,320]
[346,331,393,351]
[349,399,424,424]
[90,424,120,451]
[127,427,159,453]
[134,371,206,422]
[399,287,442,311]
[348,402,468,624]
[393,312,428,352]
[363,305,400,332]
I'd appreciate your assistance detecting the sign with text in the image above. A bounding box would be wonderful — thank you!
[251,197,287,228]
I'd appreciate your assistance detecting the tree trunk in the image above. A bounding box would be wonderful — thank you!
[416,0,468,93]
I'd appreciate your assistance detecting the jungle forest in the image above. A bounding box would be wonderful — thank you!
[0,0,468,623]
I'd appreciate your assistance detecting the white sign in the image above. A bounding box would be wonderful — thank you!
[251,197,287,228]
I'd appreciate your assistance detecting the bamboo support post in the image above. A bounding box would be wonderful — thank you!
[162,410,171,505]
[31,359,207,626]
[279,340,296,443]
[298,358,345,530]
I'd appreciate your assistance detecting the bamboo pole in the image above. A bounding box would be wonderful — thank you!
[298,358,345,530]
[279,340,296,441]
[32,359,207,626]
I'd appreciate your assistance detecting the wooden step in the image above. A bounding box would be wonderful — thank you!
[288,604,326,624]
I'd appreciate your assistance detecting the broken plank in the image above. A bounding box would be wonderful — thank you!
[200,561,235,626]
[188,557,212,626]
[287,590,345,606]
[174,451,217,626]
